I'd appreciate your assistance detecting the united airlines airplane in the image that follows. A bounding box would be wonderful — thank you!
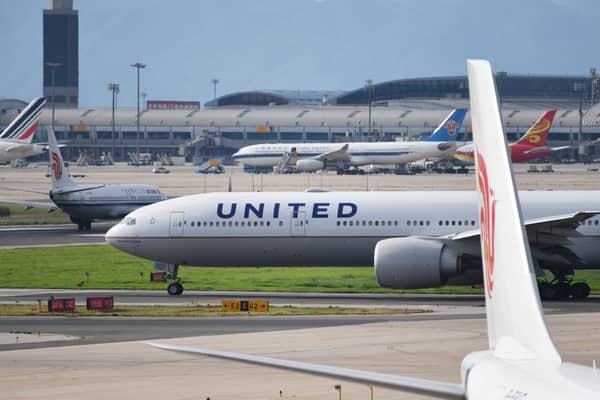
[149,59,600,400]
[0,97,47,163]
[106,188,600,297]
[232,108,468,172]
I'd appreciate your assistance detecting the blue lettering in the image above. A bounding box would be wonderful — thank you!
[244,203,264,218]
[337,202,357,218]
[217,203,236,219]
[273,203,280,218]
[312,202,329,218]
[288,202,306,218]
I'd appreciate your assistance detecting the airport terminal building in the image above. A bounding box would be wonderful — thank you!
[2,73,600,162]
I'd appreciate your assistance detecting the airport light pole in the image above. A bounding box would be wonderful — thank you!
[591,67,598,107]
[211,78,219,100]
[365,79,374,137]
[108,83,120,159]
[497,71,507,110]
[46,62,62,131]
[131,62,146,156]
[574,82,585,147]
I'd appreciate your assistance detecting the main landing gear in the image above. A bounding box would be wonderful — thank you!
[166,264,184,296]
[538,270,591,300]
[70,217,92,231]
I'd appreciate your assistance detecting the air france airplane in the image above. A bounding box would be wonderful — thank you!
[149,59,600,400]
[232,108,468,172]
[106,188,600,297]
[0,97,47,163]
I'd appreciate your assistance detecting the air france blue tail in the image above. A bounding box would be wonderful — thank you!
[0,97,46,143]
[423,108,468,142]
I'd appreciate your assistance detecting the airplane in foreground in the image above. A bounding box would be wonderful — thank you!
[149,60,600,400]
[0,97,47,163]
[1,128,166,230]
[232,108,468,172]
[454,109,569,164]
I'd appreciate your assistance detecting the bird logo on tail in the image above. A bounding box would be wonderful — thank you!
[51,151,62,180]
[445,120,460,136]
[477,151,497,299]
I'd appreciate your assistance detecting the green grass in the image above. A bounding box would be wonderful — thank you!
[0,304,428,317]
[1,245,599,294]
[0,203,71,225]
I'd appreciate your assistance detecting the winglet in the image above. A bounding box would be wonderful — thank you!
[423,108,468,142]
[47,128,79,191]
[468,59,561,363]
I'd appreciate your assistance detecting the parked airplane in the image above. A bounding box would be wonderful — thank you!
[0,97,47,163]
[454,109,569,164]
[232,108,468,172]
[149,60,600,400]
[1,129,166,230]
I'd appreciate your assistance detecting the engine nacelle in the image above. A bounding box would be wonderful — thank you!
[374,237,462,289]
[296,159,324,172]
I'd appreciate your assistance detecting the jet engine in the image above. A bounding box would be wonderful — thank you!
[374,237,463,289]
[296,159,325,172]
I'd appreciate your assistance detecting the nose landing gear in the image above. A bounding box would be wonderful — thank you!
[165,264,184,296]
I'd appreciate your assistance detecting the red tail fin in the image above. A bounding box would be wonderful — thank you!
[515,110,557,147]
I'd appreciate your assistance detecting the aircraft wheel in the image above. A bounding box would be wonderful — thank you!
[167,282,183,296]
[553,282,571,300]
[85,221,92,231]
[538,282,555,301]
[77,222,85,231]
[571,282,591,299]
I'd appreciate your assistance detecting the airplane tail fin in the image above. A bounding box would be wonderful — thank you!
[423,108,468,142]
[47,128,79,190]
[514,109,557,147]
[0,97,46,143]
[468,59,561,363]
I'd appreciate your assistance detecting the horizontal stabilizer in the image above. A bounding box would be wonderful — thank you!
[148,342,465,400]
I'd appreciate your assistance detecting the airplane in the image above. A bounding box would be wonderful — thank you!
[231,108,468,172]
[0,97,47,163]
[454,109,570,164]
[148,60,600,400]
[0,128,167,231]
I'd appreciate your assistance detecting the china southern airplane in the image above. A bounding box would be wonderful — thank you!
[1,129,166,230]
[0,97,47,163]
[149,59,600,400]
[232,108,468,172]
[106,189,600,298]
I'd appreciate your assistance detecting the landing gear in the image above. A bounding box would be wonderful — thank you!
[165,264,183,296]
[538,270,591,300]
[71,217,92,231]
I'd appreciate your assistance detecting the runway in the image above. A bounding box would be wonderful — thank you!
[0,223,110,248]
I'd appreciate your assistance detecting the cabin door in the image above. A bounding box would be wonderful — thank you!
[290,211,306,236]
[169,211,184,237]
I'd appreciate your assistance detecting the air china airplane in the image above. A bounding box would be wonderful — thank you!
[1,129,167,231]
[149,60,600,400]
[0,97,47,163]
[106,189,600,298]
[454,109,569,164]
[232,108,468,172]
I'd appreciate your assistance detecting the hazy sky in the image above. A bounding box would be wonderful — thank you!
[1,0,599,108]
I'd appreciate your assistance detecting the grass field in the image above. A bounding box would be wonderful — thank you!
[2,245,600,294]
[0,204,70,225]
[0,304,427,317]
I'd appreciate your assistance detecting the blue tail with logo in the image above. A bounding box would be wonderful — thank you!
[423,108,468,142]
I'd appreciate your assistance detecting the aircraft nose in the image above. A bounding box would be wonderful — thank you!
[105,219,140,254]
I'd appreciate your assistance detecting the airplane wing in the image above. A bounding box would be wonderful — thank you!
[314,143,350,161]
[0,199,58,212]
[522,146,551,155]
[447,211,600,266]
[550,146,572,152]
[5,144,35,153]
[147,342,465,400]
[0,186,48,195]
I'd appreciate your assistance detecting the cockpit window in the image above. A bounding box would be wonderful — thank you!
[126,217,136,226]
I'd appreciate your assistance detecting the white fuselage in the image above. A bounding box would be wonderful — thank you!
[106,190,600,267]
[232,142,460,168]
[0,141,45,163]
[51,184,166,221]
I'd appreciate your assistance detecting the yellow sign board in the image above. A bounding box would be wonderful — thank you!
[221,299,269,312]
[73,124,89,132]
[255,125,270,133]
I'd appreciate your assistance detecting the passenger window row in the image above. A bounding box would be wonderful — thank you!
[581,219,600,226]
[187,220,285,228]
[437,220,477,227]
[336,220,399,227]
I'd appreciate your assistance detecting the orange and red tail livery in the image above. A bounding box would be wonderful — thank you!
[514,109,557,147]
